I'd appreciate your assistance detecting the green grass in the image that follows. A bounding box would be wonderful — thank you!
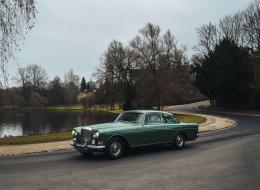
[0,104,84,111]
[176,114,206,124]
[0,114,206,146]
[90,103,123,113]
[0,104,121,113]
[46,104,83,110]
[0,132,72,145]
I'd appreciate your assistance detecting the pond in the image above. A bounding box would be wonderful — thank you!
[0,110,117,138]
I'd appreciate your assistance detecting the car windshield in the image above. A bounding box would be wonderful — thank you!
[115,112,144,123]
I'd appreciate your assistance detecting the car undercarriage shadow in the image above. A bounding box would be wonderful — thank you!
[71,144,196,162]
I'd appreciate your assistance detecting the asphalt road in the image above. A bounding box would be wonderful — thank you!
[0,104,260,190]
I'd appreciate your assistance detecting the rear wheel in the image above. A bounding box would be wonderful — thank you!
[173,134,185,149]
[106,138,124,159]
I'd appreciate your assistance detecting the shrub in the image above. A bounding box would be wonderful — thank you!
[30,92,49,107]
[77,92,96,109]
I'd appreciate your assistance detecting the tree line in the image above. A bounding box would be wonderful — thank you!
[94,23,202,110]
[0,23,202,109]
[2,0,259,110]
[191,0,260,109]
[0,65,96,107]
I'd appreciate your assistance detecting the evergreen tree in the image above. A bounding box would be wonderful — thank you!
[191,38,251,109]
[80,77,87,93]
[86,82,91,92]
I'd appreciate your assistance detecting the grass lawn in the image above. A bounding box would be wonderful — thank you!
[176,114,206,124]
[0,114,206,146]
[90,104,122,113]
[46,104,83,110]
[0,132,71,146]
[0,104,84,110]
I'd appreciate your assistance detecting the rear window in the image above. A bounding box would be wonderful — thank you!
[162,114,178,124]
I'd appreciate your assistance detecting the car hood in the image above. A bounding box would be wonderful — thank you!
[74,122,140,133]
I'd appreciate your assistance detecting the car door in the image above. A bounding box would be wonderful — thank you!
[162,114,181,141]
[142,113,167,144]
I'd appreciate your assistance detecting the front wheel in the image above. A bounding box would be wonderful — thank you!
[173,134,185,149]
[105,138,124,159]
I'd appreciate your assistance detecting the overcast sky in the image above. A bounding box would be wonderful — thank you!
[9,0,253,86]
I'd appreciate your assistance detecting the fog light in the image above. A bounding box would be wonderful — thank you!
[92,139,95,145]
[72,130,77,136]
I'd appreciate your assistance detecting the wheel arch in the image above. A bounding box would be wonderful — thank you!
[177,131,188,141]
[106,135,130,149]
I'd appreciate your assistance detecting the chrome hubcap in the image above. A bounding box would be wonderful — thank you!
[110,141,121,156]
[176,135,184,147]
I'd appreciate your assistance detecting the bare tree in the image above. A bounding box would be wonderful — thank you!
[28,64,48,89]
[64,69,79,104]
[97,40,137,110]
[0,0,36,86]
[94,23,192,109]
[48,76,65,105]
[162,30,188,69]
[14,64,47,104]
[195,23,218,55]
[109,41,137,110]
[64,69,79,86]
[131,23,163,109]
[243,0,260,88]
[95,41,119,109]
[243,0,260,50]
[15,64,48,89]
[131,23,189,109]
[219,13,245,45]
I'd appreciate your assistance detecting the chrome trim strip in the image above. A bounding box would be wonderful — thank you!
[87,145,105,149]
[71,141,87,148]
[71,141,105,150]
[131,141,173,148]
[76,143,87,148]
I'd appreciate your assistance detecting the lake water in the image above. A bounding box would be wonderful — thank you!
[0,110,117,138]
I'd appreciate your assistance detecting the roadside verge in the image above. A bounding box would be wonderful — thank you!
[164,105,236,133]
[0,103,236,157]
[0,140,71,157]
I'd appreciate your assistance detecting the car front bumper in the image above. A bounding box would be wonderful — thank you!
[70,140,106,151]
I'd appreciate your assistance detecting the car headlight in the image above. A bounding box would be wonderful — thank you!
[72,130,77,136]
[93,131,100,139]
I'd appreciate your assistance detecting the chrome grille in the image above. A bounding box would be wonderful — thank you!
[81,128,92,142]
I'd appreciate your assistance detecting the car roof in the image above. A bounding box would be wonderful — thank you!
[122,110,173,115]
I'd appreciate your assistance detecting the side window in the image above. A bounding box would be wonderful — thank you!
[148,114,161,124]
[162,114,178,124]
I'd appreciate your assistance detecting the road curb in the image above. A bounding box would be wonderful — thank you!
[198,122,237,134]
[199,107,260,117]
[165,104,237,134]
[0,147,73,158]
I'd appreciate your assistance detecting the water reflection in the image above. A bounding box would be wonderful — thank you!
[0,124,23,138]
[0,110,117,138]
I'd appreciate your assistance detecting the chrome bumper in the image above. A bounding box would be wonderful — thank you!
[70,140,105,150]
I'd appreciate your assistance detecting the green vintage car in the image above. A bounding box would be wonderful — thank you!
[71,110,199,159]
